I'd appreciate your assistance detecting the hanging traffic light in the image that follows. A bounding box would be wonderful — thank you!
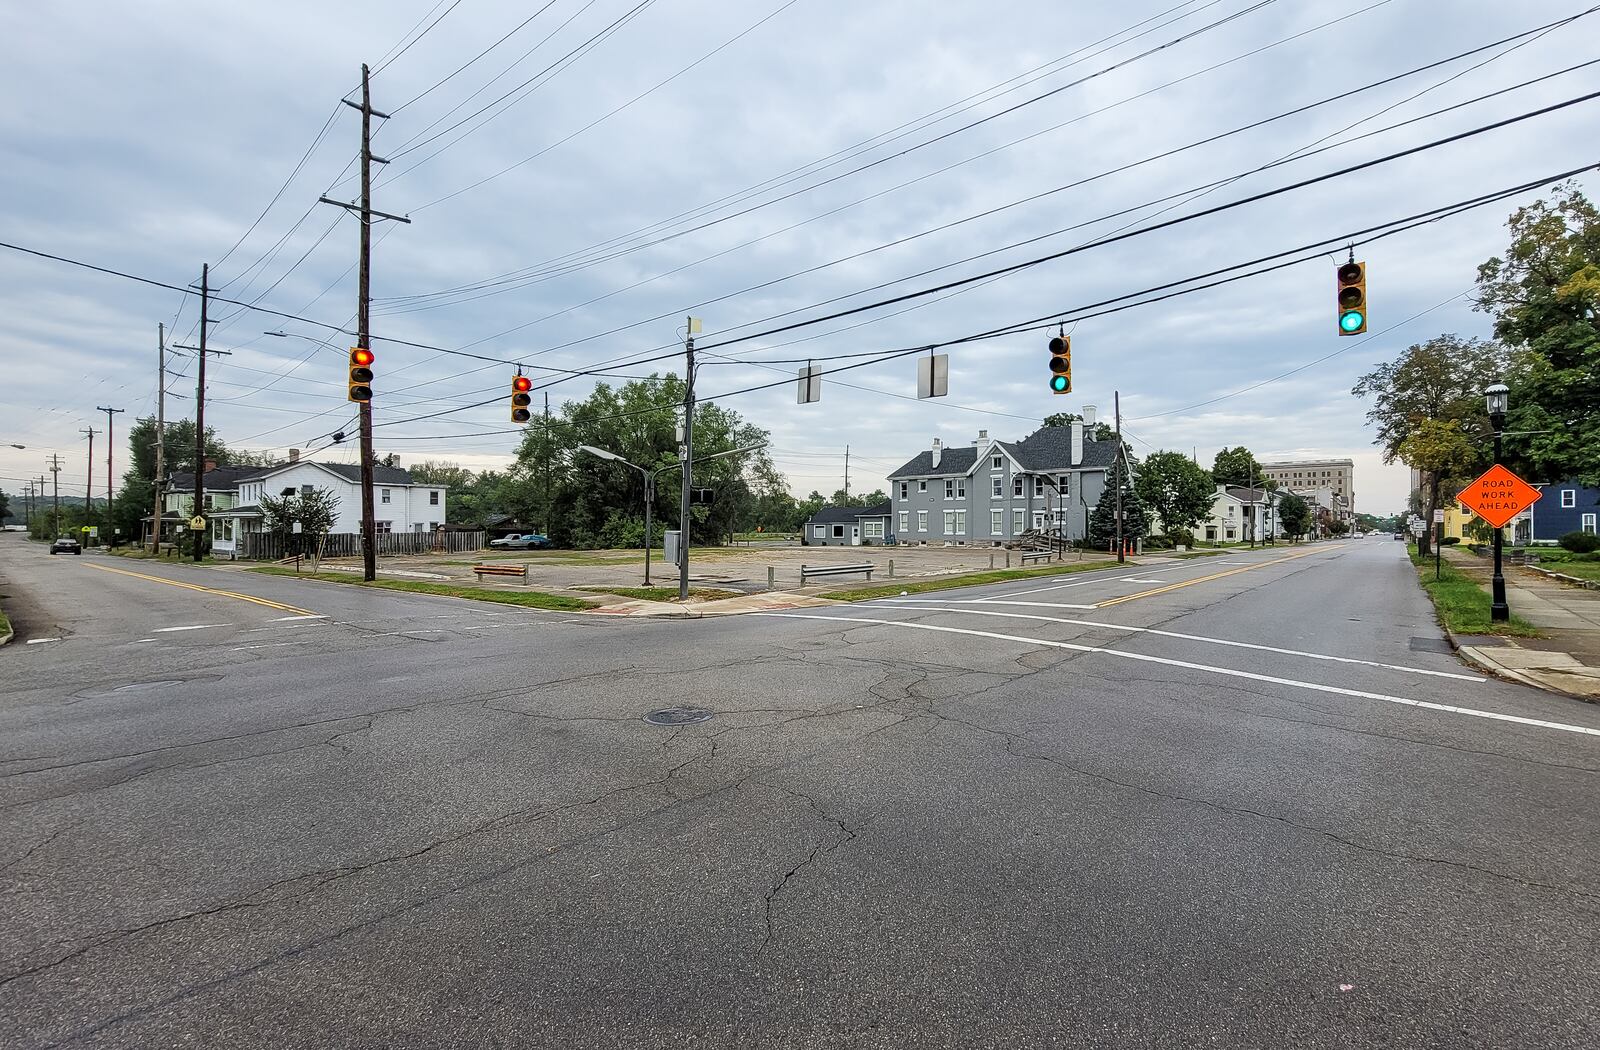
[1048,332,1071,394]
[348,347,375,402]
[1336,260,1367,336]
[510,374,533,423]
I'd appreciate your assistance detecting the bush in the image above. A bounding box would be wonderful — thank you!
[1144,535,1174,550]
[1558,531,1600,553]
[1165,528,1196,548]
[1440,536,1461,546]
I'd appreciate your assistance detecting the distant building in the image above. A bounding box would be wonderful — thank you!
[1260,458,1355,518]
[1530,481,1599,542]
[803,501,892,546]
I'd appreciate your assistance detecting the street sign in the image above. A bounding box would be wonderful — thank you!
[1410,521,1424,535]
[1433,508,1445,523]
[189,515,206,529]
[88,526,98,538]
[1458,464,1541,530]
[917,353,948,399]
[796,363,821,404]
[292,521,303,534]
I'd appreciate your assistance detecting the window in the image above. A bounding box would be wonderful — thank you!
[918,480,927,493]
[413,523,424,534]
[1033,477,1044,497]
[945,479,954,500]
[991,509,1003,535]
[430,491,440,505]
[832,524,844,538]
[813,524,826,537]
[1013,476,1024,497]
[953,511,966,534]
[376,521,393,534]
[1033,512,1044,530]
[381,489,391,504]
[992,455,1004,470]
[944,511,955,534]
[429,522,439,531]
[1562,489,1576,508]
[301,485,314,495]
[917,510,928,532]
[1225,528,1236,540]
[955,479,965,498]
[1584,513,1597,534]
[864,520,884,539]
[992,478,1003,498]
[899,510,909,533]
[203,494,214,510]
[899,482,908,499]
[1059,474,1070,498]
[1226,505,1235,516]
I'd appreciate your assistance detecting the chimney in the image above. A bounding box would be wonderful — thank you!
[1082,405,1097,427]
[931,437,942,470]
[203,457,217,474]
[288,448,300,464]
[973,428,988,447]
[1070,421,1083,467]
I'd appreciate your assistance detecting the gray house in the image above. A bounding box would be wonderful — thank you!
[887,422,1121,545]
[804,500,892,546]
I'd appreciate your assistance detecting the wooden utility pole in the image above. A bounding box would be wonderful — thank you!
[678,317,700,602]
[193,263,209,561]
[843,445,850,500]
[80,427,97,519]
[48,456,62,536]
[543,390,551,535]
[97,405,124,541]
[1114,390,1124,564]
[152,323,166,552]
[321,63,410,583]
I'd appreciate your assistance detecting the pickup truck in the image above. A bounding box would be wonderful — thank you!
[487,533,551,550]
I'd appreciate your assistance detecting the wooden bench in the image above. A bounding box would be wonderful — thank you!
[799,563,873,584]
[1018,549,1052,565]
[472,563,528,585]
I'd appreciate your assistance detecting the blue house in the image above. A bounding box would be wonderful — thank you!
[1532,481,1600,542]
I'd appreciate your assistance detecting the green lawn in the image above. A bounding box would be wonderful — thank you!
[576,586,742,603]
[1540,561,1600,583]
[0,605,10,642]
[1408,550,1541,637]
[820,559,1119,602]
[110,547,220,564]
[249,567,590,611]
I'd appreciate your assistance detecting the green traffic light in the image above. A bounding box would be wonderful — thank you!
[1050,374,1070,392]
[1339,310,1365,333]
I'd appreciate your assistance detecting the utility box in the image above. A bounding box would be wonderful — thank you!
[664,529,682,568]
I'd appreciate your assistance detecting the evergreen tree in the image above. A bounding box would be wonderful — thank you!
[1087,457,1148,548]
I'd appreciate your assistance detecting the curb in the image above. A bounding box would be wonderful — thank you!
[1523,565,1600,590]
[1441,627,1598,703]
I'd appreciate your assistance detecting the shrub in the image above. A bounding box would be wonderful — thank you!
[1559,531,1600,554]
[1144,535,1174,550]
[1440,536,1461,546]
[1165,528,1196,548]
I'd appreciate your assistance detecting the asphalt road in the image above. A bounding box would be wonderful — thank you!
[3,533,1598,1048]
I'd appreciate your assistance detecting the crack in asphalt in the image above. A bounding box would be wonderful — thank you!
[752,781,862,954]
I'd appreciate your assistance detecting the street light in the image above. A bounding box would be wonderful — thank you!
[577,442,766,589]
[7,444,24,449]
[1485,382,1510,622]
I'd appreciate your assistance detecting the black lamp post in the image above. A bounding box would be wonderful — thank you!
[1485,382,1510,622]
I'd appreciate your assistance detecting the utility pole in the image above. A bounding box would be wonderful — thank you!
[23,481,32,529]
[1113,390,1124,564]
[81,427,98,520]
[543,390,551,535]
[97,405,124,541]
[152,323,166,552]
[843,445,850,501]
[48,455,62,537]
[678,317,700,602]
[193,263,209,562]
[321,64,410,583]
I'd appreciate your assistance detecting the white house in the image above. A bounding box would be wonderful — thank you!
[1202,485,1282,544]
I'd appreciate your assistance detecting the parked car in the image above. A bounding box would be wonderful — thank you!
[487,533,551,550]
[1393,532,1405,540]
[50,536,82,555]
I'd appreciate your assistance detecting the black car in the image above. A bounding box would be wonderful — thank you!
[49,536,82,555]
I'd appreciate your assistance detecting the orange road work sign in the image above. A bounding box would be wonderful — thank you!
[1458,464,1542,529]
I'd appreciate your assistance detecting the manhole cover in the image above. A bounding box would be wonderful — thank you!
[644,707,714,726]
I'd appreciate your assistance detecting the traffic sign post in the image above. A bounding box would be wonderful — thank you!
[1459,461,1542,623]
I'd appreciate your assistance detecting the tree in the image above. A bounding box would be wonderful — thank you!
[1043,412,1114,441]
[1352,334,1505,553]
[0,488,10,524]
[827,488,887,508]
[260,488,341,556]
[1211,447,1270,488]
[407,460,477,489]
[1474,182,1600,487]
[1087,459,1148,549]
[1278,492,1312,540]
[1133,451,1214,536]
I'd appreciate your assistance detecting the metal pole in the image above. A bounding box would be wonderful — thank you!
[643,471,653,587]
[98,405,123,541]
[1490,428,1509,621]
[81,427,96,520]
[357,62,378,583]
[152,323,165,552]
[678,323,695,601]
[194,262,208,561]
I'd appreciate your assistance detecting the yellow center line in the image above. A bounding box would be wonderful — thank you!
[1096,545,1347,607]
[85,563,317,616]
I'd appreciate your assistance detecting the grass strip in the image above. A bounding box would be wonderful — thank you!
[820,559,1119,601]
[249,567,590,611]
[1408,550,1541,637]
[576,586,742,602]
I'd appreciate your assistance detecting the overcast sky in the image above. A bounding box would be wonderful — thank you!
[3,0,1596,516]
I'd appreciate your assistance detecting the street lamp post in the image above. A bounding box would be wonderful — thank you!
[1485,382,1510,622]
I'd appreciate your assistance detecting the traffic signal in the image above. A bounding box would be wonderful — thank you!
[510,374,533,423]
[1336,260,1367,336]
[348,347,375,402]
[1048,333,1071,394]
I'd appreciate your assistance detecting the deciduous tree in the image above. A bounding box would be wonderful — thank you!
[1133,451,1214,536]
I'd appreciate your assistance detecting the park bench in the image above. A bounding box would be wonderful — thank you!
[472,563,529,585]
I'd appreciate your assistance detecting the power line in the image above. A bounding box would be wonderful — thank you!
[371,0,464,76]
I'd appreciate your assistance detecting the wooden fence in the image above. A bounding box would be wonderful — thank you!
[240,530,484,561]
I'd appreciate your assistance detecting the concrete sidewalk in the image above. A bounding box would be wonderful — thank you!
[1442,547,1600,700]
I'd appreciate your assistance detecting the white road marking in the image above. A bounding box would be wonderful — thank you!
[270,614,327,622]
[153,623,231,633]
[25,638,62,644]
[881,599,1098,610]
[229,641,302,652]
[756,613,1600,739]
[1123,578,1166,584]
[882,605,1483,681]
[979,572,1151,600]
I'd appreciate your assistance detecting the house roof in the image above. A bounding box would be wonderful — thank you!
[887,445,980,479]
[167,464,269,492]
[1225,486,1276,503]
[236,461,417,486]
[855,500,891,518]
[806,501,890,526]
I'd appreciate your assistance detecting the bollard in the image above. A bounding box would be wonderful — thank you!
[1005,551,1011,568]
[989,552,995,569]
[768,566,775,591]
[888,559,895,578]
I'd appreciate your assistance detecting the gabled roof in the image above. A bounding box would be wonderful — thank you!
[1006,428,1120,472]
[888,445,980,479]
[855,500,891,518]
[1225,486,1276,503]
[167,464,271,492]
[236,461,417,486]
[806,501,889,526]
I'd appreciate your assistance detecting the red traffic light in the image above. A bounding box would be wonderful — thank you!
[512,375,533,392]
[351,347,375,367]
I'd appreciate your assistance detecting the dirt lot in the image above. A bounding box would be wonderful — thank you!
[303,542,1120,597]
